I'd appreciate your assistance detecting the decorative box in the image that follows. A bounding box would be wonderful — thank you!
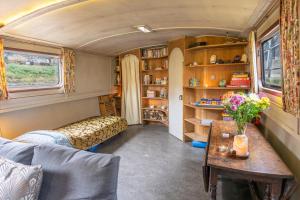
[147,90,156,98]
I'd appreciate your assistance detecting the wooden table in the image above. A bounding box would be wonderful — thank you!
[206,121,296,200]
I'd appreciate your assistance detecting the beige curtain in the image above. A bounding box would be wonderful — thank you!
[280,0,300,117]
[121,54,141,125]
[62,48,76,94]
[248,31,258,93]
[0,39,8,100]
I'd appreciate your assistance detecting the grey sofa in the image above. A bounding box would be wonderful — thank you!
[0,137,120,200]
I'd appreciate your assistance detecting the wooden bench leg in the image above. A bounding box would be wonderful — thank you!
[210,168,218,200]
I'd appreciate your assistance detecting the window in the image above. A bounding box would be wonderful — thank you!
[261,29,282,90]
[4,49,62,91]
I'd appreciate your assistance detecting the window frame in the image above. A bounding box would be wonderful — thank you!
[259,25,282,91]
[4,47,64,93]
[256,21,282,96]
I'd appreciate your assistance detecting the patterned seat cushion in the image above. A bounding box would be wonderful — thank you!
[56,116,128,150]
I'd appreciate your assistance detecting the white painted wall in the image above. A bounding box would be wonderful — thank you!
[0,50,113,139]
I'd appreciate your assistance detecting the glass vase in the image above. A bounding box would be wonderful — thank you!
[233,123,249,158]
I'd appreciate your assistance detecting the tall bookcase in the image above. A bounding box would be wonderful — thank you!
[183,36,249,142]
[112,56,121,116]
[140,45,169,126]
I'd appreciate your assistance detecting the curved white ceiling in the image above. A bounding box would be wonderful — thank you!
[0,0,275,55]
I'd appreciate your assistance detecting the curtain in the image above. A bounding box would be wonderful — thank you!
[62,48,76,94]
[121,54,141,125]
[0,39,8,100]
[248,31,258,93]
[280,0,300,117]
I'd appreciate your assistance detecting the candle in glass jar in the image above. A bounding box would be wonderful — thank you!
[233,135,249,157]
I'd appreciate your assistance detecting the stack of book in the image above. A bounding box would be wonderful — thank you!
[142,47,168,58]
[227,72,250,88]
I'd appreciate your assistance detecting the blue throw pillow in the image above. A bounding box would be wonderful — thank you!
[0,137,37,165]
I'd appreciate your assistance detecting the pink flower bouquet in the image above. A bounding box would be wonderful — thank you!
[223,93,270,134]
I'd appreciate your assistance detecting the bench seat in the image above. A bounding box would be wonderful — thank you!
[56,116,128,150]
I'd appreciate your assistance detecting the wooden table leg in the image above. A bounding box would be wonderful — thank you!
[210,168,218,200]
[270,181,282,200]
[263,184,271,200]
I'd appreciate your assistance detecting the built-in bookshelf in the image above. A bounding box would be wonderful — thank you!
[112,56,121,116]
[140,45,169,126]
[183,36,250,142]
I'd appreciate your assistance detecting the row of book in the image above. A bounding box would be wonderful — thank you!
[142,47,168,58]
[227,72,250,88]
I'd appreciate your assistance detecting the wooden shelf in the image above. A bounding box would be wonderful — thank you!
[184,104,224,110]
[143,119,168,126]
[185,63,249,68]
[142,69,168,72]
[183,86,250,90]
[186,42,248,51]
[141,56,168,60]
[182,36,248,143]
[184,132,208,142]
[142,97,168,100]
[143,84,168,87]
[184,118,211,127]
[142,107,168,113]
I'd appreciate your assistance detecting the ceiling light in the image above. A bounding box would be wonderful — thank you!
[135,25,153,33]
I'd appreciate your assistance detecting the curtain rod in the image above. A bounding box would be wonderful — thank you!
[1,34,63,50]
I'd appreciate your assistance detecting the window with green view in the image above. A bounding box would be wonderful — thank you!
[4,49,62,91]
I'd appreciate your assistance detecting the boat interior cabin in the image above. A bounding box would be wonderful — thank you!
[0,0,300,200]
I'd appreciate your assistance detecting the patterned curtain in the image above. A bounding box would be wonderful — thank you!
[248,31,258,93]
[280,0,300,117]
[0,39,8,100]
[62,48,76,94]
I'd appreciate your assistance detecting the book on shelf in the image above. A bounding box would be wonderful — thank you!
[142,47,168,58]
[232,72,249,78]
[231,77,250,81]
[226,84,250,88]
[228,72,250,88]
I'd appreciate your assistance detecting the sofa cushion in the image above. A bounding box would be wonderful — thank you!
[32,144,120,200]
[0,138,37,165]
[0,157,43,200]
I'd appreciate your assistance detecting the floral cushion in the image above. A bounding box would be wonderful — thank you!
[0,157,43,200]
[56,116,128,150]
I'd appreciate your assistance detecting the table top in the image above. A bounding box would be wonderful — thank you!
[207,121,293,179]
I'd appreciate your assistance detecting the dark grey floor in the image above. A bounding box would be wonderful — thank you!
[98,125,251,200]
